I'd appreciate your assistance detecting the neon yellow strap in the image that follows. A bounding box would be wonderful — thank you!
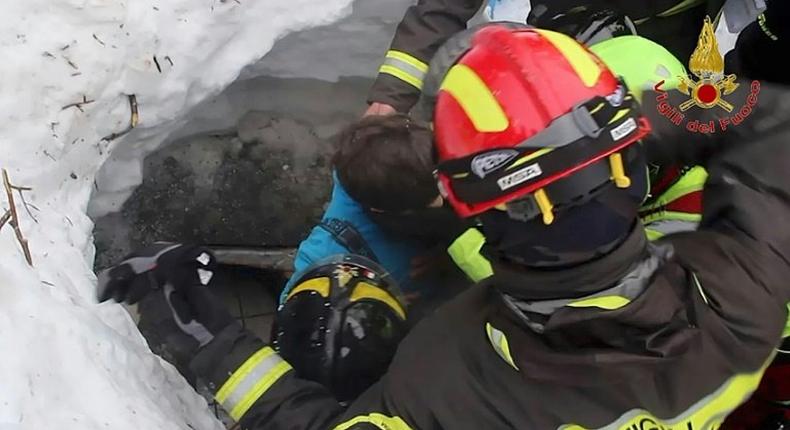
[641,211,703,225]
[447,228,494,282]
[567,295,631,310]
[215,346,293,421]
[486,323,518,370]
[334,413,413,430]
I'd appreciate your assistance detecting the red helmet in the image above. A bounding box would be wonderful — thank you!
[431,25,651,222]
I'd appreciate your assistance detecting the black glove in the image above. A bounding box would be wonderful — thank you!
[97,242,218,303]
[98,243,237,364]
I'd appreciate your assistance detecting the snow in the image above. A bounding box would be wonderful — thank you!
[88,0,415,219]
[0,0,352,428]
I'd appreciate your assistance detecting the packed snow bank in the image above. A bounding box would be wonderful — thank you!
[89,0,415,218]
[0,0,351,428]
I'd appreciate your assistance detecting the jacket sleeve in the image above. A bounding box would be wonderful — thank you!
[668,83,790,367]
[367,0,483,112]
[190,325,412,430]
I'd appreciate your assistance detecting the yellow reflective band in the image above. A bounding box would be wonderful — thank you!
[350,281,406,320]
[784,303,790,339]
[229,360,292,421]
[447,228,494,282]
[589,102,605,114]
[440,64,509,132]
[641,211,703,225]
[645,228,665,241]
[657,0,705,17]
[334,413,413,430]
[286,276,330,302]
[608,153,631,189]
[215,347,294,421]
[507,147,555,170]
[379,64,423,90]
[561,355,775,430]
[535,30,601,87]
[558,360,774,430]
[216,347,275,404]
[534,188,555,225]
[567,295,631,310]
[486,323,519,370]
[385,50,428,73]
[607,108,631,125]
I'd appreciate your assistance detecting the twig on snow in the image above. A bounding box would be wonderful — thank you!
[153,55,162,73]
[61,95,95,112]
[101,95,139,142]
[1,169,33,266]
[92,33,106,46]
[63,56,79,70]
[0,210,10,230]
[15,188,38,224]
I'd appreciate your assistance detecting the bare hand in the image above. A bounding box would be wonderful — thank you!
[363,102,397,117]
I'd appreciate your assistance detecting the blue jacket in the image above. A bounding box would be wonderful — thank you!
[281,173,424,304]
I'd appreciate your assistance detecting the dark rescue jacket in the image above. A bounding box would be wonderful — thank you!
[188,84,790,429]
[369,0,726,112]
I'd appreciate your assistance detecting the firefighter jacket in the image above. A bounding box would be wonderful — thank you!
[368,0,725,112]
[188,83,790,429]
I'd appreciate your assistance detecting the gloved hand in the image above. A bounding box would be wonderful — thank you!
[97,242,217,303]
[97,243,238,365]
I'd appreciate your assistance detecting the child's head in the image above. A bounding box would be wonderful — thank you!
[334,114,440,212]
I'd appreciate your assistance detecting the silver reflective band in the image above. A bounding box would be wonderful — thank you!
[220,352,291,414]
[382,57,427,82]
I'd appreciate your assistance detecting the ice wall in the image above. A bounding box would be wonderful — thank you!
[0,0,352,428]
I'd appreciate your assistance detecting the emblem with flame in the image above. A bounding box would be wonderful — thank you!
[677,16,739,112]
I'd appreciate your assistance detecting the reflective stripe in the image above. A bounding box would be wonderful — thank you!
[486,323,518,370]
[643,219,700,240]
[385,50,428,73]
[691,272,709,305]
[379,50,428,90]
[642,210,702,224]
[216,347,293,421]
[286,277,330,302]
[559,357,773,430]
[536,30,602,87]
[379,65,424,89]
[784,303,790,338]
[439,64,509,132]
[351,281,406,320]
[447,228,494,282]
[567,295,631,310]
[334,413,413,430]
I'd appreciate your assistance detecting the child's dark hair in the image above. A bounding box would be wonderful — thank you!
[333,114,438,212]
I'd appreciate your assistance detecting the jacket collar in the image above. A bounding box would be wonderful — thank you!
[483,223,649,301]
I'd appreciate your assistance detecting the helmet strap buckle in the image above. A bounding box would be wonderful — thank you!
[571,101,604,139]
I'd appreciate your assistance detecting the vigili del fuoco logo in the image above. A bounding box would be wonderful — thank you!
[653,16,760,134]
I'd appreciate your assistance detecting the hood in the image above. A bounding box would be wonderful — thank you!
[486,227,702,385]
